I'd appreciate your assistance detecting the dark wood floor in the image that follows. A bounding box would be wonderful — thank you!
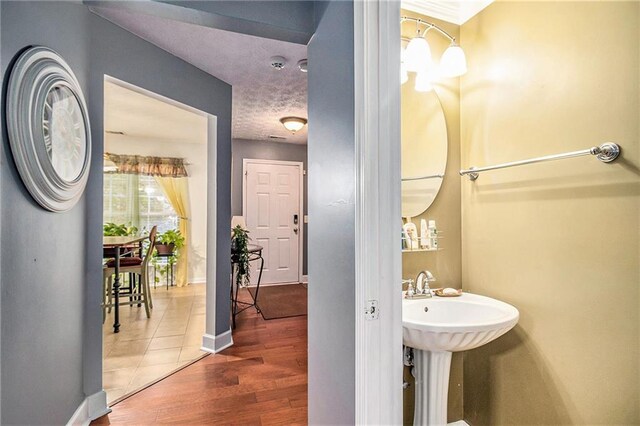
[93,289,308,425]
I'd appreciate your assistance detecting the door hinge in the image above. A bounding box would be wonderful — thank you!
[365,300,379,320]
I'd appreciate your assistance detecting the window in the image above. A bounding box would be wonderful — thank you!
[104,174,178,234]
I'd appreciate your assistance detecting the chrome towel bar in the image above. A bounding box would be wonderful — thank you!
[401,173,444,182]
[459,142,620,181]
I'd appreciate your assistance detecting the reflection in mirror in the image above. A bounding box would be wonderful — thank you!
[401,82,447,218]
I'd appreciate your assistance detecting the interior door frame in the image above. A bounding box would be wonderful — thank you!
[100,75,224,386]
[353,1,402,424]
[242,158,305,284]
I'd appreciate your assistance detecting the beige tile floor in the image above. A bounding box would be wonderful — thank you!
[102,283,206,403]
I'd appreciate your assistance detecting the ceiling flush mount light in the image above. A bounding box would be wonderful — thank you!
[280,116,307,134]
[401,16,468,89]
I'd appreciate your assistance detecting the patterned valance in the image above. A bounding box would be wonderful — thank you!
[104,153,188,178]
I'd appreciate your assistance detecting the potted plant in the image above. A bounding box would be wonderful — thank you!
[231,225,251,287]
[155,228,185,256]
[103,222,138,236]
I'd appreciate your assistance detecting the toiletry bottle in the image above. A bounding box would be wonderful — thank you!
[403,218,419,250]
[420,219,428,249]
[428,220,438,250]
[402,226,410,250]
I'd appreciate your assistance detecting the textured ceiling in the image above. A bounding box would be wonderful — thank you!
[93,7,308,144]
[104,80,207,144]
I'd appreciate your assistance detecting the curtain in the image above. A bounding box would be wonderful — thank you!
[154,176,191,287]
[105,153,188,177]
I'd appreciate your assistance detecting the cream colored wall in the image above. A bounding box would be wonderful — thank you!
[401,11,463,424]
[460,2,640,424]
[105,134,208,284]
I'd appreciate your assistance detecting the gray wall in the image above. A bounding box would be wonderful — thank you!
[160,0,316,44]
[307,1,356,424]
[231,139,308,275]
[1,4,90,424]
[0,2,232,424]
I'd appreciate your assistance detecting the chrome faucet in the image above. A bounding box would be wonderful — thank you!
[415,270,436,298]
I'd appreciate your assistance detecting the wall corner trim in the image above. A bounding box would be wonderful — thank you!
[201,329,234,354]
[67,390,110,426]
[354,0,403,424]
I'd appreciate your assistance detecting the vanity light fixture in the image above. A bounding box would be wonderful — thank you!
[404,35,432,73]
[401,16,468,89]
[414,71,433,92]
[440,42,467,78]
[280,116,307,134]
[401,64,409,85]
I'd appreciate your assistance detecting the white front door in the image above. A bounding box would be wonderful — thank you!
[244,160,301,284]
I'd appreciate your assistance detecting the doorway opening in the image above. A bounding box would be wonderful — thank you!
[101,76,216,404]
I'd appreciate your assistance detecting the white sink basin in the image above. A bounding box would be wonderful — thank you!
[403,292,519,352]
[403,292,519,426]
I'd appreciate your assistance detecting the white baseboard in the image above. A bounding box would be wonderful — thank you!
[301,275,308,283]
[67,390,111,426]
[201,329,233,354]
[189,279,206,285]
[448,421,469,426]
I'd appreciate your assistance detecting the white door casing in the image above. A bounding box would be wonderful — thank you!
[243,159,303,284]
[354,1,403,425]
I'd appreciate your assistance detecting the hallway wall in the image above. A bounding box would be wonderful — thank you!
[1,4,90,423]
[0,2,231,424]
[307,1,356,423]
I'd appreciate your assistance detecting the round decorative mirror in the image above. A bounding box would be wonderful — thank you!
[6,46,91,212]
[401,85,447,218]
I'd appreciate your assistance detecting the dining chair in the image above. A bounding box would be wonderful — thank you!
[102,226,157,322]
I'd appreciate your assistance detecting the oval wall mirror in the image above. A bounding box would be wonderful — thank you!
[401,85,447,218]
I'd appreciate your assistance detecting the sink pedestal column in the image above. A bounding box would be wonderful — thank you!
[413,350,452,426]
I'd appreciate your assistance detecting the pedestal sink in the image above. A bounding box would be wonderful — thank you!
[403,293,519,426]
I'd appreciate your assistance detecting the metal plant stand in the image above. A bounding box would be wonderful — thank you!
[153,254,176,289]
[230,244,264,329]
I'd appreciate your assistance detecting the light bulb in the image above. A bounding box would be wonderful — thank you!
[440,43,467,78]
[404,36,432,72]
[414,71,433,92]
[401,63,408,85]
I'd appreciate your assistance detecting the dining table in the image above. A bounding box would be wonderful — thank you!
[103,235,147,333]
